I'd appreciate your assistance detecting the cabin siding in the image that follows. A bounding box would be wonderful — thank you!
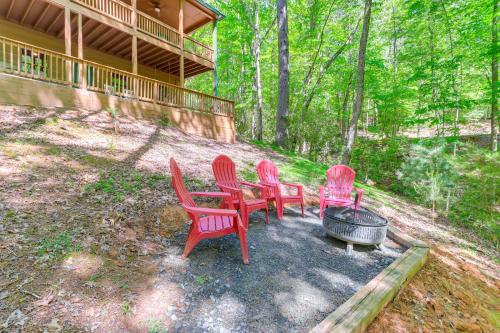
[0,73,235,143]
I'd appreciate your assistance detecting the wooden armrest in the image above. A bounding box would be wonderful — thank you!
[190,191,231,198]
[239,181,265,189]
[282,182,303,189]
[353,188,364,208]
[217,184,241,192]
[182,205,238,217]
[259,182,278,188]
[354,187,364,194]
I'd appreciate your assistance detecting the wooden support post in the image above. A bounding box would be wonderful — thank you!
[77,13,86,89]
[179,0,184,89]
[212,19,218,96]
[132,37,137,74]
[131,0,138,95]
[64,6,72,84]
[153,81,158,104]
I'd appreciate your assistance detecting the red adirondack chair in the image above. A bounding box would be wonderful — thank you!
[170,158,249,264]
[319,165,364,218]
[256,160,304,219]
[212,155,269,227]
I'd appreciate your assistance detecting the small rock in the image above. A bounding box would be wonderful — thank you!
[171,314,178,321]
[3,309,28,328]
[0,291,9,300]
[47,318,62,331]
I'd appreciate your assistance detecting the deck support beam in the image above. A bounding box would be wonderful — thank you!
[131,0,138,75]
[64,6,72,84]
[212,19,218,96]
[77,13,86,90]
[179,0,185,88]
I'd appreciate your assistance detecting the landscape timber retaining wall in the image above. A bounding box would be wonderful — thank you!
[0,74,236,143]
[310,227,430,333]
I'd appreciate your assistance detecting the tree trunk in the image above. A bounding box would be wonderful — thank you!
[291,1,336,117]
[428,16,439,136]
[276,0,289,147]
[341,71,354,141]
[391,3,398,136]
[342,0,373,165]
[301,19,361,116]
[492,0,498,152]
[252,0,263,141]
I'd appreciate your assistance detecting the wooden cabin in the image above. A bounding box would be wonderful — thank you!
[0,0,235,142]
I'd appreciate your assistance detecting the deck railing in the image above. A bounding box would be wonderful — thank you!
[71,0,213,62]
[0,36,233,117]
[72,0,133,25]
[137,12,181,47]
[184,36,214,62]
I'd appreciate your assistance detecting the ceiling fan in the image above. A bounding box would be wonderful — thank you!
[145,1,168,17]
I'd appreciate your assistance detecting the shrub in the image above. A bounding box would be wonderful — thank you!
[397,140,457,221]
[350,137,410,189]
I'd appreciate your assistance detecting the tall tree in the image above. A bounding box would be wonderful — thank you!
[492,0,498,152]
[276,0,290,147]
[342,0,373,164]
[253,1,264,141]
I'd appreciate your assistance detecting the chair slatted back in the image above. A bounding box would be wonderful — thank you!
[256,160,280,199]
[256,160,280,185]
[170,158,196,208]
[212,155,240,201]
[326,165,355,200]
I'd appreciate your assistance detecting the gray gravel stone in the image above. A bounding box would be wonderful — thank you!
[159,207,405,332]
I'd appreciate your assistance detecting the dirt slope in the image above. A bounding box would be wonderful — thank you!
[0,105,498,332]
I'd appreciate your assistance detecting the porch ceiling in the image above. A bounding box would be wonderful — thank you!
[132,0,215,34]
[0,0,65,35]
[0,0,211,78]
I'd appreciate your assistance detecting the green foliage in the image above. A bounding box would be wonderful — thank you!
[158,117,170,127]
[105,107,118,118]
[3,210,16,221]
[191,0,493,163]
[146,319,168,333]
[257,137,497,247]
[121,301,132,316]
[195,275,206,285]
[83,171,168,202]
[350,137,409,189]
[37,232,80,260]
[397,140,457,215]
[448,145,500,244]
[251,140,328,186]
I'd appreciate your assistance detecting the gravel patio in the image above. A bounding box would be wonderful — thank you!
[154,206,405,333]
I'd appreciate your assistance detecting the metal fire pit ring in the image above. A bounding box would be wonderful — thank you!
[322,206,389,254]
